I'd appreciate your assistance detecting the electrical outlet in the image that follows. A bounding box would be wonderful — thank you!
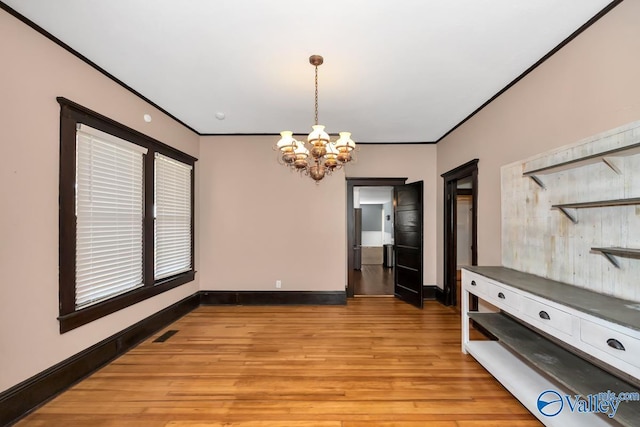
[275,280,282,289]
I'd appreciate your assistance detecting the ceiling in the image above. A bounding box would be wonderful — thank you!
[356,187,393,205]
[2,0,615,142]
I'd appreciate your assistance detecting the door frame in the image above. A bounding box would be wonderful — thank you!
[441,159,478,307]
[346,177,407,298]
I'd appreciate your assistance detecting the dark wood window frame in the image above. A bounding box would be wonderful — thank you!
[58,97,197,333]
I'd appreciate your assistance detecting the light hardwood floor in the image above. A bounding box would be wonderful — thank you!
[17,299,541,427]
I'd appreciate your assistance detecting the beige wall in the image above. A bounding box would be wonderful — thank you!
[198,139,437,292]
[0,11,200,392]
[436,0,640,287]
[198,136,346,291]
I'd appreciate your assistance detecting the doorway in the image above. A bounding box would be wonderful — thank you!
[353,186,395,296]
[455,179,473,310]
[442,159,478,308]
[346,178,407,298]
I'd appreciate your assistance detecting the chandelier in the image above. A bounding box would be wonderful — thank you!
[274,55,356,182]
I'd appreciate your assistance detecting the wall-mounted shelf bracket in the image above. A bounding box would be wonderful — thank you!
[598,250,620,268]
[556,207,578,224]
[591,247,640,269]
[528,175,545,189]
[602,157,622,175]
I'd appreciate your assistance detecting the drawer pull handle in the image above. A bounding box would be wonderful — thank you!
[539,311,550,320]
[498,292,505,299]
[471,280,476,286]
[607,339,626,351]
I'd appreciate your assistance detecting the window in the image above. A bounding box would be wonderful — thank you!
[154,153,193,280]
[76,124,146,308]
[58,98,196,333]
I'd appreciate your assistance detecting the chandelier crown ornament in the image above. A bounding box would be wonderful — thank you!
[273,55,357,182]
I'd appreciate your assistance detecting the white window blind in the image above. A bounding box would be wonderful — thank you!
[75,124,147,308]
[154,153,192,280]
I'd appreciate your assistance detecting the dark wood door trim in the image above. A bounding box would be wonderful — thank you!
[346,178,407,298]
[441,159,478,307]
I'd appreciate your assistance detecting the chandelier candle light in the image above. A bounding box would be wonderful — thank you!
[275,55,356,182]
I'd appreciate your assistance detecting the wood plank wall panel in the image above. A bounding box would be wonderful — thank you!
[501,120,640,302]
[16,300,540,426]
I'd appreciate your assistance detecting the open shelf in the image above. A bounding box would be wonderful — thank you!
[523,142,640,178]
[553,198,640,209]
[469,312,640,427]
[592,247,640,268]
[464,341,612,427]
[551,198,640,223]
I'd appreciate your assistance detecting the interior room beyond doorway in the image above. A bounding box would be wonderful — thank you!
[456,176,474,310]
[353,186,394,296]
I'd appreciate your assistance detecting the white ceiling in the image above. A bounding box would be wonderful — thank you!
[3,0,614,142]
[357,187,393,205]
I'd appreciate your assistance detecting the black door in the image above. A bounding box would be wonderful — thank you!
[393,181,423,308]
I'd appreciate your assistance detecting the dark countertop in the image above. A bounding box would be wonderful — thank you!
[464,266,640,332]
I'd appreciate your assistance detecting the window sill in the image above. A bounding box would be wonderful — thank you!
[58,270,195,333]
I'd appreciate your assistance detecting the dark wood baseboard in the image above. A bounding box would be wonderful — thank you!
[435,287,446,304]
[0,293,199,427]
[422,285,438,300]
[200,290,347,305]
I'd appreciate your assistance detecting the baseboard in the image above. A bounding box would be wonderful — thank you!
[435,287,446,304]
[200,290,347,305]
[422,285,438,300]
[0,293,199,427]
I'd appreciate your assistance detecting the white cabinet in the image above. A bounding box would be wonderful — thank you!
[462,267,640,427]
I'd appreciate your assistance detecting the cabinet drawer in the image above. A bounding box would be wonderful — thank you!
[580,319,640,370]
[484,282,520,310]
[521,297,573,336]
[465,275,487,296]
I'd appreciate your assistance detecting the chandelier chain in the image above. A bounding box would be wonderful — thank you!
[314,65,319,125]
